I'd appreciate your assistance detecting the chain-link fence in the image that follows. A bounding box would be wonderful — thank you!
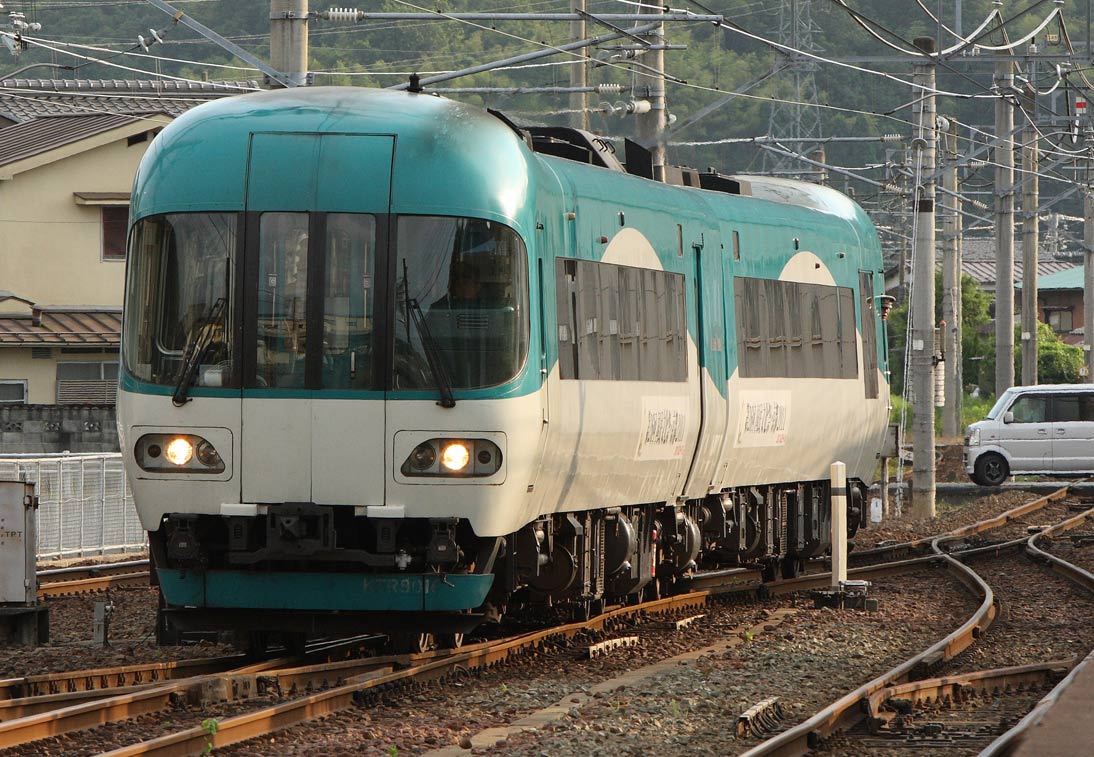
[0,454,145,558]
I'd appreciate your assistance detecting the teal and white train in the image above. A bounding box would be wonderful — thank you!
[118,87,890,646]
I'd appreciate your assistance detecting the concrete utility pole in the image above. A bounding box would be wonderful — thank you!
[636,6,667,180]
[1085,178,1094,382]
[270,0,309,88]
[995,60,1016,394]
[1020,88,1039,386]
[569,1,588,131]
[942,119,963,438]
[911,37,937,520]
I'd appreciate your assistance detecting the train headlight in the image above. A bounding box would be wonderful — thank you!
[441,442,471,472]
[399,437,502,478]
[165,437,194,466]
[136,433,225,474]
[410,442,436,470]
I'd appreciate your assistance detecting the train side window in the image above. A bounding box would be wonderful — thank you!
[556,259,578,380]
[734,277,857,380]
[765,278,787,377]
[640,269,665,380]
[555,258,686,382]
[732,230,740,261]
[859,270,879,398]
[817,287,841,378]
[806,285,824,373]
[785,281,804,377]
[837,287,858,379]
[598,264,621,379]
[735,277,764,378]
[619,267,641,380]
[576,260,602,380]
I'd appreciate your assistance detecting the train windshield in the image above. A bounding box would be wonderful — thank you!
[396,216,528,390]
[124,212,527,393]
[124,213,237,387]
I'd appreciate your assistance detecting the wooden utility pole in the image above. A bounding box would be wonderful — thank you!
[911,37,937,520]
[941,119,963,438]
[1020,87,1039,386]
[995,61,1016,394]
[270,0,309,88]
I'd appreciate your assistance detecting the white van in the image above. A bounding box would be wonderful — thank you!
[965,384,1094,485]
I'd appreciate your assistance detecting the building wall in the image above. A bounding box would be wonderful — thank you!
[0,348,119,404]
[0,133,156,306]
[1038,290,1085,346]
[0,404,119,454]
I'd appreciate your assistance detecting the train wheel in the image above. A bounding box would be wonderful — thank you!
[284,632,308,657]
[761,560,778,582]
[389,632,433,654]
[436,632,464,649]
[245,631,270,658]
[155,593,179,646]
[780,556,804,579]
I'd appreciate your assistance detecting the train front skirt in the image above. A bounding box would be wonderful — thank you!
[157,568,493,612]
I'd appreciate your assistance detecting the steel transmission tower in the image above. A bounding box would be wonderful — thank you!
[763,0,824,180]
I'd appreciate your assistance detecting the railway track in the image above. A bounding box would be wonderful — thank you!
[9,486,1092,755]
[36,560,151,598]
[0,555,939,756]
[739,484,1094,757]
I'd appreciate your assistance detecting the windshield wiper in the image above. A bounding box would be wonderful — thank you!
[172,297,227,407]
[402,259,456,408]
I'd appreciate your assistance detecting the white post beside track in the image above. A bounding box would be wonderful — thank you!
[830,461,848,587]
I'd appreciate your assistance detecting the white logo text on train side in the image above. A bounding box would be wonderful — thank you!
[735,390,791,447]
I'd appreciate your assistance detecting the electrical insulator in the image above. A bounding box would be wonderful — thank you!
[595,83,623,95]
[325,7,359,23]
[881,133,902,142]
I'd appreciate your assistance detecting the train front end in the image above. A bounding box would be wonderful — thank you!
[118,87,545,640]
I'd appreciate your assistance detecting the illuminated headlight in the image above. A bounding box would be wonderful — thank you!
[401,438,502,478]
[966,428,980,447]
[165,437,193,466]
[441,442,471,471]
[136,433,225,473]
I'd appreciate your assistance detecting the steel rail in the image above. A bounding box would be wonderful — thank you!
[0,635,384,743]
[851,484,1072,564]
[0,655,248,701]
[864,660,1075,727]
[37,572,150,597]
[95,589,729,757]
[91,558,964,757]
[741,493,1094,757]
[977,511,1094,754]
[738,527,1003,756]
[37,560,150,580]
[980,649,1094,756]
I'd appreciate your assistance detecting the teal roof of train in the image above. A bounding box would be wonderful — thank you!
[130,87,537,227]
[132,86,880,256]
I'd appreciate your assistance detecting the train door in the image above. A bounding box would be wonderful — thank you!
[241,133,393,506]
[682,228,729,497]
